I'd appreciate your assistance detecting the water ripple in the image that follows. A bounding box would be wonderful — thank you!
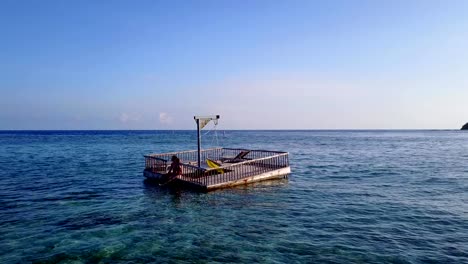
[0,130,467,263]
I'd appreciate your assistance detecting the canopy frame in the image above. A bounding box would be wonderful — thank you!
[194,115,220,167]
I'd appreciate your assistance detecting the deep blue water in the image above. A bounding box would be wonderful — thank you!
[0,130,467,263]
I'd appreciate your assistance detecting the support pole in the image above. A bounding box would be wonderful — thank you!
[197,119,201,168]
[194,115,219,168]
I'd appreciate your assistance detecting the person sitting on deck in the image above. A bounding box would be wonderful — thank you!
[166,155,182,181]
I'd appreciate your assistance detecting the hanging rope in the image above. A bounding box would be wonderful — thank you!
[212,123,219,147]
[202,121,219,147]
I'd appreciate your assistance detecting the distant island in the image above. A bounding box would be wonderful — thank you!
[462,123,468,130]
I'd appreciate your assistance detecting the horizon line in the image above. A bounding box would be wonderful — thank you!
[0,128,461,131]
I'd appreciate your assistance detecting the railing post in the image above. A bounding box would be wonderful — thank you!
[196,119,201,168]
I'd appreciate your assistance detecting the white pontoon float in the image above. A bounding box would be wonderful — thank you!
[143,115,291,191]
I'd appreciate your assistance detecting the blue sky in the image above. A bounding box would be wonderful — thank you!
[1,0,467,129]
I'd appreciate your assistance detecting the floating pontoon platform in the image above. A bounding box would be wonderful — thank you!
[144,147,290,192]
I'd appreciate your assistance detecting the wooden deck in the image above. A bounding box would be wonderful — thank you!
[183,164,290,191]
[144,148,290,192]
[144,165,290,191]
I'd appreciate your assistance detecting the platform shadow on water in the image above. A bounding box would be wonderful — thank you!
[142,177,290,207]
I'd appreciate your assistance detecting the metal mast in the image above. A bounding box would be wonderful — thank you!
[193,115,220,167]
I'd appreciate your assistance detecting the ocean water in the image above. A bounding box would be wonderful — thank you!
[0,130,467,263]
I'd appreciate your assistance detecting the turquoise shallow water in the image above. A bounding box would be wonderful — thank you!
[0,130,467,263]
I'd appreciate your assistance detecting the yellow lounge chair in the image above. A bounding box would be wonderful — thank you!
[206,159,225,174]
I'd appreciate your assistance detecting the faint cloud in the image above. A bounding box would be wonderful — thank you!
[119,113,141,123]
[159,112,173,125]
[119,113,130,123]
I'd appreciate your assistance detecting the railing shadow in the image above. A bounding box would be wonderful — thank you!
[143,175,289,196]
[142,176,290,210]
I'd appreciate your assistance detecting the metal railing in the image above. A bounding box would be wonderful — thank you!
[145,148,287,164]
[144,156,168,174]
[145,147,224,165]
[198,152,289,187]
[144,148,289,187]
